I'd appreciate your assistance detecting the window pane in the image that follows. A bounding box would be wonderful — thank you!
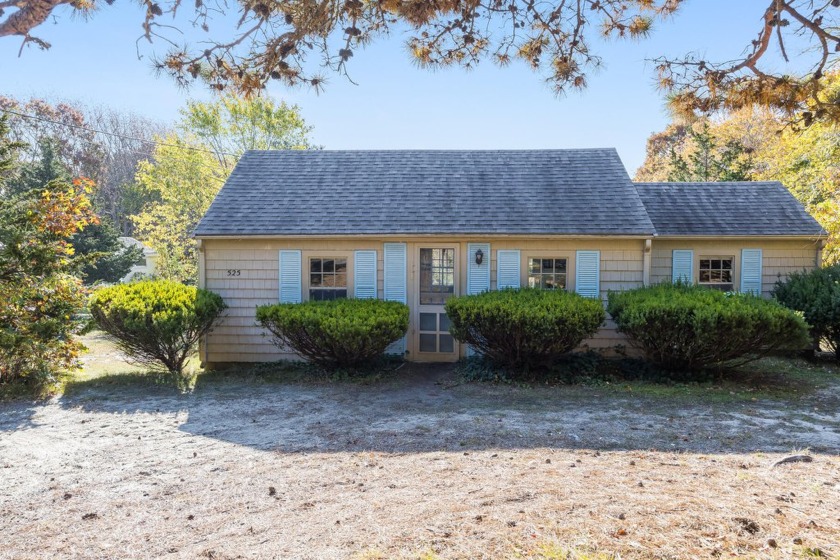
[722,259,732,270]
[419,313,437,331]
[335,273,347,287]
[542,259,554,273]
[711,270,722,282]
[722,270,732,283]
[557,259,567,273]
[711,259,721,270]
[419,334,437,352]
[335,259,347,273]
[556,274,567,290]
[528,276,538,288]
[439,313,451,332]
[310,273,322,287]
[545,276,555,290]
[699,270,710,282]
[700,260,710,269]
[420,248,455,304]
[310,259,322,273]
[529,259,540,274]
[439,334,454,353]
[323,259,334,273]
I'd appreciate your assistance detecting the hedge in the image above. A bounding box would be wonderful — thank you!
[607,282,810,373]
[256,298,409,368]
[445,288,605,372]
[89,280,226,381]
[773,265,840,359]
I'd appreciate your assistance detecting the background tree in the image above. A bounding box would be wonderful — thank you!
[181,94,316,169]
[0,95,167,235]
[3,133,142,284]
[131,95,314,283]
[0,115,98,383]
[635,75,840,262]
[3,2,838,126]
[132,134,227,283]
[665,122,753,182]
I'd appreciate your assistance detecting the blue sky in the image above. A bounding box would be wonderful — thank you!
[2,2,782,173]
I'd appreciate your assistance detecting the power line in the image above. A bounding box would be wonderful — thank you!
[0,107,237,158]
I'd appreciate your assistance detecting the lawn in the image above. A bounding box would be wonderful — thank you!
[1,335,839,559]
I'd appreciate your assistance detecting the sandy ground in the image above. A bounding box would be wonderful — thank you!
[1,362,839,560]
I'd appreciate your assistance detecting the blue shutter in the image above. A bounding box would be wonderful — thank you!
[740,249,763,295]
[278,250,302,303]
[354,250,377,299]
[497,250,521,289]
[575,250,600,299]
[383,243,407,354]
[467,243,491,295]
[672,250,694,284]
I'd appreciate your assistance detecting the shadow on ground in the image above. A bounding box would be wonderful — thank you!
[43,361,840,455]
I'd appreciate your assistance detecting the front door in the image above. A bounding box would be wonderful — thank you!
[414,245,459,362]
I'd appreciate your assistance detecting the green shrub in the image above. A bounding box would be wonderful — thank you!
[445,288,605,372]
[255,298,409,368]
[607,283,810,374]
[773,265,840,359]
[89,280,226,384]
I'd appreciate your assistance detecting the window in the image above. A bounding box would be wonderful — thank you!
[309,258,347,300]
[527,258,567,290]
[419,248,455,305]
[698,256,734,291]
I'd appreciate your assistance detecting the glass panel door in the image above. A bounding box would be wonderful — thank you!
[415,246,459,361]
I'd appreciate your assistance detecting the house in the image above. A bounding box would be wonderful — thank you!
[193,149,826,366]
[117,237,158,282]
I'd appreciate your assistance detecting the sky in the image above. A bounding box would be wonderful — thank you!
[1,2,790,173]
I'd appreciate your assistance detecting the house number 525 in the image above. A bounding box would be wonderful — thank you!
[227,269,241,276]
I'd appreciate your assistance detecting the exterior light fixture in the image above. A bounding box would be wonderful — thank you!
[475,248,484,265]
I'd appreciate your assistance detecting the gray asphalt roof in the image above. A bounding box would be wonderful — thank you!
[634,182,826,237]
[193,149,656,236]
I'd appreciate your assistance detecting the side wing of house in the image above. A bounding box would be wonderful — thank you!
[651,239,821,296]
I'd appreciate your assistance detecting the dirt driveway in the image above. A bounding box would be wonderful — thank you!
[2,364,839,559]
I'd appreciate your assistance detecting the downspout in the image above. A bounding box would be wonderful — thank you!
[643,238,652,286]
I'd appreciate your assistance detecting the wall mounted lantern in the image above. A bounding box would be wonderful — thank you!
[475,248,484,265]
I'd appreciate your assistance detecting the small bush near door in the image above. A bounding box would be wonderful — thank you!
[445,288,605,373]
[256,299,409,368]
[607,283,810,375]
[89,280,226,390]
[773,265,840,360]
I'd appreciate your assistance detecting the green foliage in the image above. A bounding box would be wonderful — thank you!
[132,133,227,283]
[4,137,70,196]
[72,219,144,284]
[607,283,811,375]
[666,122,753,182]
[773,265,840,359]
[180,94,317,169]
[132,96,314,283]
[0,117,98,384]
[256,299,409,368]
[89,280,227,384]
[445,288,605,373]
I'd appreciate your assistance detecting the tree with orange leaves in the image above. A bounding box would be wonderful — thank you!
[0,116,99,386]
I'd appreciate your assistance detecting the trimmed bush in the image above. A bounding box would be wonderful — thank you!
[89,280,226,382]
[256,298,409,368]
[445,288,606,372]
[773,265,840,359]
[607,283,810,373]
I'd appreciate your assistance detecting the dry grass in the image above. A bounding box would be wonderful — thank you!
[1,337,839,559]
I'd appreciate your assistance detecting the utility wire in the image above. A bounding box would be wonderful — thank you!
[0,107,237,158]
